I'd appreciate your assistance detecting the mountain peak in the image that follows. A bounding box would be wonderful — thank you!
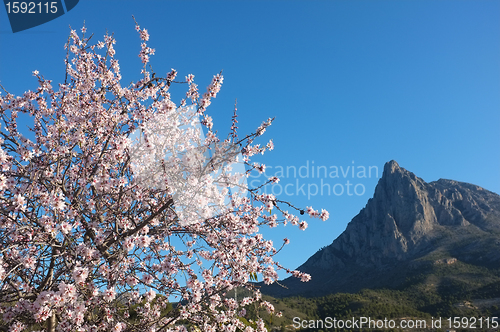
[383,159,400,174]
[381,159,416,182]
[375,160,424,209]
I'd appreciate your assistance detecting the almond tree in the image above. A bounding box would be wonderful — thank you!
[0,24,329,332]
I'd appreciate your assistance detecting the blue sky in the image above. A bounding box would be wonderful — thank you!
[1,1,499,279]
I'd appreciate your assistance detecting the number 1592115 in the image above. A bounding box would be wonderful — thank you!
[5,2,58,14]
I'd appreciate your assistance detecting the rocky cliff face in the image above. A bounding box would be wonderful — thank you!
[262,160,500,297]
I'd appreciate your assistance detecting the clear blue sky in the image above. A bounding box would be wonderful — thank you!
[1,1,499,279]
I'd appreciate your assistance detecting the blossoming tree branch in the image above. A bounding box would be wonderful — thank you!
[0,23,329,332]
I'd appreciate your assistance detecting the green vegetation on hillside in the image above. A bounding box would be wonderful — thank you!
[252,261,500,331]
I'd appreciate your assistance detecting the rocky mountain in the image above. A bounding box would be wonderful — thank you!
[262,160,500,297]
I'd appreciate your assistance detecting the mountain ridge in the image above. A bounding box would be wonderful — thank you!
[262,160,500,297]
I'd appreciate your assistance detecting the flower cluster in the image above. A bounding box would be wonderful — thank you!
[0,24,328,332]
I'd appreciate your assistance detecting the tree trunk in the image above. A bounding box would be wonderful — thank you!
[47,312,56,332]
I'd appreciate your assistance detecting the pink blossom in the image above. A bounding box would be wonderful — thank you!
[299,221,308,230]
[102,287,116,302]
[126,275,138,287]
[145,289,156,302]
[137,235,152,248]
[59,221,72,234]
[72,267,88,284]
[142,273,154,284]
[140,28,149,41]
[320,209,330,221]
[8,321,25,332]
[301,273,311,282]
[13,194,26,211]
[306,206,319,217]
[0,24,328,332]
[0,263,5,280]
[123,237,135,251]
[113,322,126,332]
